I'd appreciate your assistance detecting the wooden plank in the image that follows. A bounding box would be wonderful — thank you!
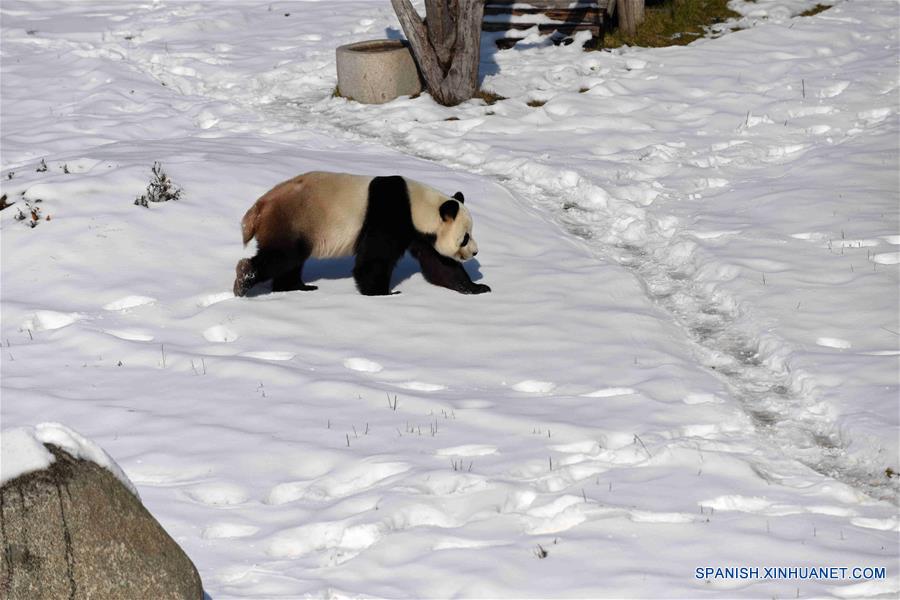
[486,0,601,6]
[484,6,601,18]
[483,21,600,33]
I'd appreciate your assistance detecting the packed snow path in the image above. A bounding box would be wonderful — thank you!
[2,1,898,598]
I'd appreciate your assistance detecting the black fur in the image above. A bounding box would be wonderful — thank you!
[235,239,317,296]
[439,200,459,222]
[453,191,465,203]
[353,176,417,295]
[409,239,491,294]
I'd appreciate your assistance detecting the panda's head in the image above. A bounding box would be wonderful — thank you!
[436,192,478,261]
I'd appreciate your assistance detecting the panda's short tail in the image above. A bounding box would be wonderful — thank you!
[241,202,261,246]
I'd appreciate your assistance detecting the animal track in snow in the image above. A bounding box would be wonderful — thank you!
[385,503,461,530]
[22,310,82,331]
[628,510,696,524]
[819,81,850,98]
[203,325,239,343]
[525,495,588,534]
[202,522,260,539]
[549,440,599,454]
[240,351,294,361]
[196,292,233,308]
[816,337,851,349]
[435,444,497,457]
[512,380,556,393]
[104,328,154,342]
[183,482,249,506]
[125,463,212,486]
[394,381,446,391]
[432,537,500,551]
[582,387,635,398]
[700,494,858,518]
[871,252,900,265]
[690,230,742,240]
[850,516,899,532]
[683,393,722,405]
[266,521,383,562]
[266,461,410,504]
[103,295,156,311]
[343,357,383,373]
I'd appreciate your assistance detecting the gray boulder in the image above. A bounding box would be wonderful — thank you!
[1,444,202,599]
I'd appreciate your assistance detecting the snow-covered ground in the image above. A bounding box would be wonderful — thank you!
[1,1,897,598]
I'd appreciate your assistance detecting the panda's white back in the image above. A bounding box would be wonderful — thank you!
[287,171,371,259]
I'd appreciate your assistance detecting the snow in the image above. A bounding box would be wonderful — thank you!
[1,0,897,598]
[0,428,55,484]
[0,423,139,498]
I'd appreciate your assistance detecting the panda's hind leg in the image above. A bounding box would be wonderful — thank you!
[271,240,318,292]
[234,240,317,296]
[272,264,318,292]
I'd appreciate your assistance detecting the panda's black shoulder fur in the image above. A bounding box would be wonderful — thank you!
[355,175,436,252]
[352,175,434,295]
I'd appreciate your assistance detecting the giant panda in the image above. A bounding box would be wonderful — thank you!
[234,171,491,296]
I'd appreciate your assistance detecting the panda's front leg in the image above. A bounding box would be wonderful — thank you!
[353,241,404,296]
[409,239,491,295]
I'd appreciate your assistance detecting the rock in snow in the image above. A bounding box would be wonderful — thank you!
[0,426,202,599]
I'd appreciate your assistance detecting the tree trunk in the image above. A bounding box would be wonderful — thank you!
[391,0,485,106]
[617,0,645,37]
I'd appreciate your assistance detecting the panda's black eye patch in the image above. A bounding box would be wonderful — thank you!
[461,233,470,247]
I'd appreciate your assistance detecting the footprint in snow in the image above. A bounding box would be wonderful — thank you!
[582,387,635,398]
[266,521,383,563]
[343,357,383,373]
[22,310,82,332]
[266,461,410,505]
[512,380,556,393]
[196,292,233,308]
[203,325,239,343]
[202,523,260,540]
[682,393,722,405]
[103,295,156,311]
[240,351,295,361]
[435,444,497,457]
[871,252,900,265]
[105,328,154,342]
[394,381,446,392]
[125,463,212,486]
[183,482,249,507]
[816,337,851,349]
[549,440,598,454]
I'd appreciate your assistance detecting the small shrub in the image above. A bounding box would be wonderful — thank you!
[36,159,48,172]
[135,162,182,208]
[475,89,507,105]
[14,199,42,228]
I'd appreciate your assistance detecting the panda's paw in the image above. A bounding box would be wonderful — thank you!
[233,259,255,297]
[469,283,491,295]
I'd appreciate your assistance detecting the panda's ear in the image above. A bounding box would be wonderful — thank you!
[439,199,460,222]
[452,191,465,203]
